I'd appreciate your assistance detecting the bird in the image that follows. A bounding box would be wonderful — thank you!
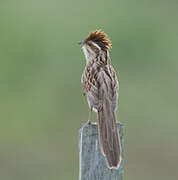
[78,30,121,169]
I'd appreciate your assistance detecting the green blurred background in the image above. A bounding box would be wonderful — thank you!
[0,0,178,179]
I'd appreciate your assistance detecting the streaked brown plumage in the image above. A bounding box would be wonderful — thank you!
[79,30,121,169]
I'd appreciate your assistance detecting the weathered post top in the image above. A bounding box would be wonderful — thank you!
[79,123,124,180]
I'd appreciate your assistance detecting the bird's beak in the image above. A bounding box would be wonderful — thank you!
[78,41,84,46]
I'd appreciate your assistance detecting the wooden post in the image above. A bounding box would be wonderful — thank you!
[79,123,124,180]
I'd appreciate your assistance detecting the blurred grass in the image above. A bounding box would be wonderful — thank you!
[0,0,178,179]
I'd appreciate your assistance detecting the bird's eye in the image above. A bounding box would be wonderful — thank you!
[87,42,93,46]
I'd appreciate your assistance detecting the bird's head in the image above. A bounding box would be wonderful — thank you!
[78,30,111,61]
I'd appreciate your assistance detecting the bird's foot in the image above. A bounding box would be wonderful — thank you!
[87,119,92,125]
[87,120,97,126]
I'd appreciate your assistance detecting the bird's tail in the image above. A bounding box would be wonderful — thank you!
[98,98,121,169]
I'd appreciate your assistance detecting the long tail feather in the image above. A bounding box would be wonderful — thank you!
[98,98,121,169]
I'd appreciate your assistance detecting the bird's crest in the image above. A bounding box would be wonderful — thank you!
[85,30,112,51]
